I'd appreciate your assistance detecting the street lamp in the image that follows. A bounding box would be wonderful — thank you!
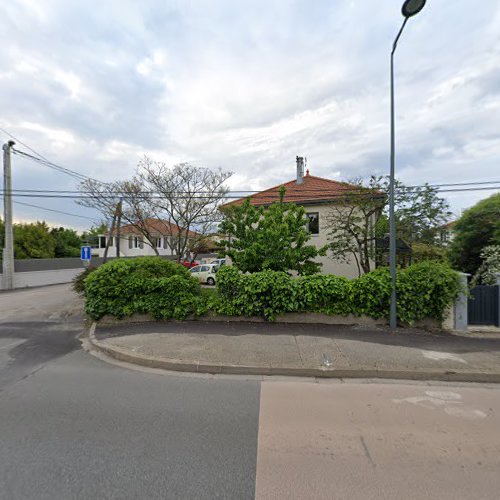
[389,0,426,329]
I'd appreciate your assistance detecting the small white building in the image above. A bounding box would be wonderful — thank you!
[93,219,200,259]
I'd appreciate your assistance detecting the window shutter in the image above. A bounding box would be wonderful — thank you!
[128,236,132,249]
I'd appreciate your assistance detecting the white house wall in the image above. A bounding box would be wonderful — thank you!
[303,203,374,279]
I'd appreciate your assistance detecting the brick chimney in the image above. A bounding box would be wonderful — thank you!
[296,156,304,184]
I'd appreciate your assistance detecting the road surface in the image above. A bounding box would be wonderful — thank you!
[1,284,499,499]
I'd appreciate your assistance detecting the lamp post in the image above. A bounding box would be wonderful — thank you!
[389,0,427,329]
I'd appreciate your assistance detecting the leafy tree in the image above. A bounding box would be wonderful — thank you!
[448,193,500,274]
[410,242,447,264]
[219,188,326,275]
[13,222,55,259]
[325,176,451,275]
[471,245,500,286]
[50,227,82,257]
[0,217,4,250]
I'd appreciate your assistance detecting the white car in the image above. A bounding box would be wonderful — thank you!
[210,258,226,266]
[189,263,219,285]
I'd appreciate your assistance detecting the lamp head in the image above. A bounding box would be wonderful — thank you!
[402,0,426,18]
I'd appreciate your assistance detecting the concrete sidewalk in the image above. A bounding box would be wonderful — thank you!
[89,321,500,382]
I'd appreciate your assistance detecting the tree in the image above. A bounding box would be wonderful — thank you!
[77,158,232,262]
[471,245,500,286]
[325,176,451,276]
[219,188,326,275]
[50,227,82,257]
[13,222,55,259]
[449,193,500,274]
[138,157,232,262]
[326,178,385,276]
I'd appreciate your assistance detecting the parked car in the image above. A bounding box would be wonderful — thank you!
[209,258,226,267]
[181,259,200,269]
[189,264,219,285]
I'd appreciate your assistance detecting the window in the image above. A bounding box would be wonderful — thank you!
[306,213,319,235]
[201,265,210,272]
[134,236,141,248]
[190,266,201,273]
[108,237,114,247]
[156,237,162,248]
[99,236,106,248]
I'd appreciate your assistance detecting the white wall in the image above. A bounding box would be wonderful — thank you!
[304,203,374,279]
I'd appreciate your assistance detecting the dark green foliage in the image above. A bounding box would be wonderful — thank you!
[82,258,460,326]
[214,266,297,320]
[13,221,56,259]
[216,262,460,324]
[448,193,500,274]
[84,257,201,320]
[51,227,82,257]
[295,274,352,315]
[397,261,462,324]
[350,267,392,319]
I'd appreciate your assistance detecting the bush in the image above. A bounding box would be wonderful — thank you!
[295,274,352,315]
[84,257,201,320]
[397,261,461,323]
[216,262,460,324]
[82,258,461,325]
[215,266,297,320]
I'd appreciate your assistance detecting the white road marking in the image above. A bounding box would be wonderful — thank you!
[421,350,467,363]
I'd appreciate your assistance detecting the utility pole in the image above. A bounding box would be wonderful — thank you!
[2,141,15,290]
[116,199,122,258]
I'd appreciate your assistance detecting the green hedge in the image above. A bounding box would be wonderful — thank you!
[82,258,461,325]
[83,257,203,320]
[215,262,461,323]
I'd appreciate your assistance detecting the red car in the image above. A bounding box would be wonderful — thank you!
[181,259,200,269]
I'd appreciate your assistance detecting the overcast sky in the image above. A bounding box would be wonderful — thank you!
[1,0,499,231]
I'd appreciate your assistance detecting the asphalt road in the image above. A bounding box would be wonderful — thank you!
[0,285,260,500]
[1,284,499,500]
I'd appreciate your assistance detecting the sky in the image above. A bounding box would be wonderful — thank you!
[1,0,499,231]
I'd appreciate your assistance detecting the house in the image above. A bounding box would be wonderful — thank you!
[93,219,203,258]
[221,157,377,278]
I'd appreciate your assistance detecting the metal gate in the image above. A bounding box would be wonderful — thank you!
[468,285,499,326]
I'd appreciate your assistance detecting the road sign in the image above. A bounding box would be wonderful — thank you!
[81,246,92,261]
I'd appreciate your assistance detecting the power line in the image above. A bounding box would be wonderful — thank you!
[12,149,95,182]
[0,195,100,222]
[1,185,499,201]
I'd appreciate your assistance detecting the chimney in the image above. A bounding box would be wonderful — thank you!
[296,156,304,184]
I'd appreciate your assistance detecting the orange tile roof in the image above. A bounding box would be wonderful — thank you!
[221,173,373,208]
[112,218,199,238]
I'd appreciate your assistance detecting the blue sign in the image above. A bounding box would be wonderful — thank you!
[81,246,92,261]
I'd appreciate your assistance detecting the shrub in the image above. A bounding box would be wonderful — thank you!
[215,266,297,320]
[351,267,392,319]
[84,257,201,320]
[397,261,461,323]
[295,274,352,315]
[216,262,460,324]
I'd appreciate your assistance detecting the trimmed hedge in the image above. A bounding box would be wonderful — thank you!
[82,258,461,325]
[84,257,203,320]
[215,262,461,323]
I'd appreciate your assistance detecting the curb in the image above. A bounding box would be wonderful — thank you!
[87,323,500,383]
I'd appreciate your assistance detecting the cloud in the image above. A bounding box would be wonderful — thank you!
[1,0,499,230]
